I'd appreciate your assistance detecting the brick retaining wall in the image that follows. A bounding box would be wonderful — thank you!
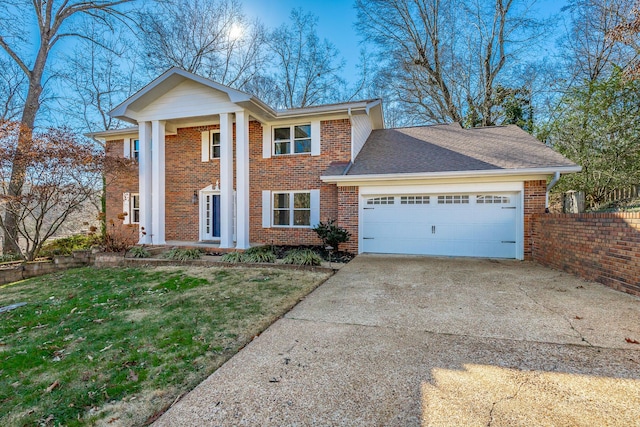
[532,213,640,296]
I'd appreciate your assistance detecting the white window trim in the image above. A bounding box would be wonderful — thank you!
[272,191,311,228]
[132,139,140,161]
[273,124,312,156]
[130,193,140,224]
[210,130,221,160]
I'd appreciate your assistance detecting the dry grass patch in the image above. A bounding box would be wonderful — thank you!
[0,266,331,426]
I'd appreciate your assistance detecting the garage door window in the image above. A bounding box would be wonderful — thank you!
[367,197,394,205]
[477,195,511,204]
[437,195,469,204]
[400,196,429,204]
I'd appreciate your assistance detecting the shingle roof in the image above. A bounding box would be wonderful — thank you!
[345,123,577,176]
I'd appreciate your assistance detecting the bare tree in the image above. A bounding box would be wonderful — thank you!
[608,1,640,78]
[267,9,346,109]
[0,57,26,121]
[560,0,638,84]
[355,0,545,126]
[138,0,267,88]
[58,22,141,133]
[0,0,135,254]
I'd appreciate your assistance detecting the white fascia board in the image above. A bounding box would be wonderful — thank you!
[86,127,140,139]
[275,99,381,119]
[321,166,582,184]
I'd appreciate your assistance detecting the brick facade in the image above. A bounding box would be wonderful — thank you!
[533,213,640,297]
[523,180,547,260]
[105,139,139,243]
[249,119,350,247]
[337,186,359,253]
[164,124,224,241]
[106,118,350,249]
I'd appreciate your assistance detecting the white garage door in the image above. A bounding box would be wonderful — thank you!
[361,193,518,258]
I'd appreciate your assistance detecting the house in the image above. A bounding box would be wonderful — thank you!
[92,68,580,260]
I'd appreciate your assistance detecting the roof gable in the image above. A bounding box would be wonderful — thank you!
[110,68,271,123]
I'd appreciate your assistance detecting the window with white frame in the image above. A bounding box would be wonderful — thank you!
[131,194,140,223]
[273,124,311,155]
[132,139,140,161]
[211,131,221,159]
[273,192,311,226]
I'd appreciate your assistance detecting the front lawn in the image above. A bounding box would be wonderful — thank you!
[0,266,331,426]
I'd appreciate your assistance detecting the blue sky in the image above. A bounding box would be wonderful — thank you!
[243,0,569,83]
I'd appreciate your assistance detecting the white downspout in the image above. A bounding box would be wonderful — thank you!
[546,171,561,212]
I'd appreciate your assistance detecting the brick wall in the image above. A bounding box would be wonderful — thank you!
[105,118,350,248]
[164,125,225,241]
[524,180,547,260]
[249,119,350,247]
[105,140,139,243]
[337,186,359,253]
[532,212,640,297]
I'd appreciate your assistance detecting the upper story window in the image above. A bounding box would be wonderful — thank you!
[132,139,140,161]
[211,131,221,159]
[274,125,311,155]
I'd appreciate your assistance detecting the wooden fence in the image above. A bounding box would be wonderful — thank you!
[603,185,639,203]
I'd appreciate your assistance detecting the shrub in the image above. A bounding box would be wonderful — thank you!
[243,246,276,263]
[40,234,101,257]
[312,219,350,250]
[0,253,22,263]
[282,248,323,266]
[128,246,150,258]
[163,248,202,261]
[221,252,246,263]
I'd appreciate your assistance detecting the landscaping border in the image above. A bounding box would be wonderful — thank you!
[0,251,93,287]
[532,212,640,296]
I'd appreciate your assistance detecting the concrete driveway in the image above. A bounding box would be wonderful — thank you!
[155,255,640,426]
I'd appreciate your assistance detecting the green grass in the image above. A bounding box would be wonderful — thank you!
[0,266,331,426]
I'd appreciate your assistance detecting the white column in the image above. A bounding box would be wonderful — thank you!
[138,122,152,244]
[151,120,166,245]
[235,110,250,249]
[219,113,234,248]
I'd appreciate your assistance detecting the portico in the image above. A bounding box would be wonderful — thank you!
[108,68,266,250]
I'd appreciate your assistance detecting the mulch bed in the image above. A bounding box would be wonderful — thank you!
[208,245,355,263]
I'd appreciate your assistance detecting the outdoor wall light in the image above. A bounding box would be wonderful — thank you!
[192,190,198,205]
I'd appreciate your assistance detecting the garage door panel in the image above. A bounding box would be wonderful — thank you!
[361,193,519,259]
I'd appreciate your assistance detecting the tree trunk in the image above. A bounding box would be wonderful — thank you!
[3,55,45,256]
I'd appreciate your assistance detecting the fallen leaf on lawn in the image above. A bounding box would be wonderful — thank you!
[45,380,60,393]
[70,307,78,314]
[625,338,640,344]
[107,417,120,423]
[93,319,105,324]
[127,370,138,382]
[574,316,583,320]
[99,344,112,352]
[87,355,93,361]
